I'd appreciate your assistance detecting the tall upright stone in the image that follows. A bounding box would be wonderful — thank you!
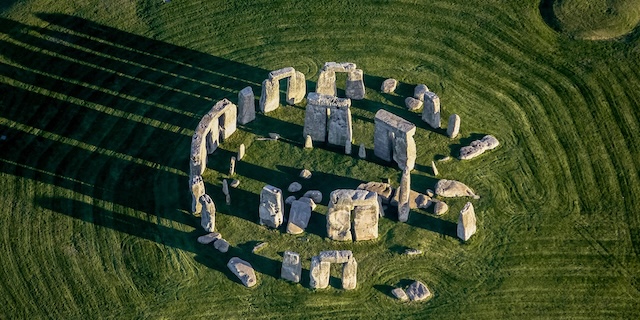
[342,257,358,290]
[227,257,258,288]
[259,78,279,113]
[414,84,429,100]
[345,69,365,100]
[309,255,330,289]
[237,86,255,124]
[191,175,205,214]
[259,185,284,228]
[358,143,366,159]
[281,251,302,283]
[304,134,313,149]
[287,71,306,105]
[327,100,353,147]
[199,194,216,232]
[398,169,411,222]
[237,144,245,161]
[457,202,477,241]
[381,78,398,93]
[316,70,337,96]
[287,197,314,234]
[422,92,441,129]
[229,156,236,176]
[447,114,460,138]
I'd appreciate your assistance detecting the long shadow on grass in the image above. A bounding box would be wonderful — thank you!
[406,210,457,239]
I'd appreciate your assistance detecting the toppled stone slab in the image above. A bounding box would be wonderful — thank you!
[405,97,423,111]
[447,114,460,138]
[237,86,255,125]
[431,161,439,176]
[414,84,429,100]
[457,202,477,241]
[381,78,398,93]
[459,135,499,160]
[259,185,284,228]
[227,257,257,288]
[404,248,423,255]
[422,92,440,129]
[303,190,322,204]
[300,169,312,179]
[213,238,229,253]
[434,179,476,198]
[191,175,205,214]
[252,242,268,253]
[357,182,394,204]
[392,288,409,301]
[406,281,432,301]
[287,197,314,234]
[197,232,221,244]
[391,189,431,209]
[397,169,411,223]
[281,251,302,283]
[433,200,449,215]
[319,250,353,263]
[288,182,302,193]
[358,143,366,159]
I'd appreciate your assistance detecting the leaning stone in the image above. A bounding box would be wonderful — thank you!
[237,86,255,124]
[259,185,284,228]
[299,169,312,179]
[459,135,500,160]
[381,78,398,93]
[229,156,236,176]
[431,161,439,176]
[457,202,477,241]
[433,201,449,215]
[358,143,366,159]
[422,92,441,129]
[318,250,353,263]
[397,169,411,222]
[406,281,432,301]
[197,232,221,244]
[303,190,322,204]
[285,196,296,205]
[281,251,302,283]
[447,114,460,138]
[392,288,409,301]
[353,204,379,240]
[286,71,306,105]
[357,181,394,204]
[405,97,423,111]
[213,238,229,253]
[200,194,216,232]
[404,248,422,255]
[309,256,330,289]
[252,242,268,253]
[342,257,357,290]
[435,179,476,198]
[227,257,257,288]
[304,134,313,149]
[237,144,245,161]
[288,182,302,193]
[414,84,429,100]
[287,197,314,234]
[230,179,240,188]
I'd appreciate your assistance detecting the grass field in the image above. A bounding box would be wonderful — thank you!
[1,0,639,318]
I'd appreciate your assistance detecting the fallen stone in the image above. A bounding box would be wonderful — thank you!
[414,84,429,100]
[299,169,312,179]
[237,86,255,124]
[381,78,398,93]
[213,238,229,253]
[227,257,257,288]
[406,281,432,301]
[281,251,302,283]
[447,114,460,138]
[422,92,441,129]
[327,190,380,241]
[405,97,423,111]
[252,242,268,253]
[303,190,322,204]
[197,232,221,244]
[269,132,281,140]
[357,181,394,204]
[438,156,451,162]
[304,134,313,149]
[309,255,330,289]
[398,169,411,222]
[237,144,245,161]
[287,197,314,234]
[392,288,409,301]
[457,202,477,241]
[230,179,240,188]
[459,135,500,160]
[435,179,476,198]
[358,143,366,159]
[285,196,296,205]
[259,185,284,228]
[433,200,449,215]
[288,182,302,193]
[405,248,422,255]
[431,161,439,176]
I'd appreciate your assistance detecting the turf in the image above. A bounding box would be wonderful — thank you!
[1,0,639,318]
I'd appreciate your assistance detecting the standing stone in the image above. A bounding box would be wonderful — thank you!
[431,161,439,176]
[457,202,477,241]
[393,132,417,171]
[326,205,352,241]
[358,143,366,159]
[327,190,380,241]
[345,69,365,100]
[237,144,245,161]
[316,70,337,96]
[392,288,409,301]
[406,281,432,301]
[227,257,258,288]
[259,78,279,113]
[288,182,302,193]
[318,250,353,263]
[447,114,461,138]
[287,197,314,234]
[286,71,306,105]
[259,185,284,228]
[304,134,313,149]
[353,204,379,241]
[309,256,330,289]
[381,78,398,93]
[222,179,229,196]
[398,169,411,222]
[199,194,216,232]
[435,179,476,198]
[303,95,329,142]
[237,86,255,124]
[342,257,358,290]
[422,92,441,129]
[229,156,236,176]
[213,238,229,253]
[414,84,429,100]
[281,251,302,283]
[191,175,205,214]
[405,97,423,111]
[345,140,352,155]
[433,200,449,215]
[327,103,353,147]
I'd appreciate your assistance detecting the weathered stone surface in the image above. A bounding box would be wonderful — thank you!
[287,197,314,234]
[393,132,417,171]
[259,185,284,228]
[237,86,255,125]
[435,179,476,198]
[459,135,500,160]
[422,92,441,129]
[406,281,432,301]
[414,84,429,100]
[259,78,279,113]
[327,190,380,241]
[357,182,394,204]
[199,194,216,232]
[342,257,357,290]
[190,99,237,175]
[358,143,366,159]
[327,102,353,147]
[431,161,439,176]
[288,182,302,193]
[269,132,281,140]
[391,188,431,210]
[300,169,312,179]
[213,238,229,253]
[304,134,313,149]
[229,156,236,176]
[398,169,411,222]
[353,204,379,240]
[345,69,365,100]
[303,94,329,142]
[415,194,431,209]
[457,202,477,241]
[303,190,322,204]
[237,144,245,161]
[230,179,240,188]
[269,67,295,81]
[287,71,306,105]
[447,114,460,138]
[405,248,423,255]
[222,179,229,196]
[405,97,423,111]
[374,109,417,170]
[227,257,257,288]
[345,140,352,155]
[392,288,409,301]
[315,70,337,96]
[285,195,296,205]
[197,232,221,244]
[309,256,330,289]
[433,200,449,215]
[319,250,353,263]
[191,175,205,214]
[381,78,398,93]
[281,251,302,283]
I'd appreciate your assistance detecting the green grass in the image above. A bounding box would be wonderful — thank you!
[1,0,640,318]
